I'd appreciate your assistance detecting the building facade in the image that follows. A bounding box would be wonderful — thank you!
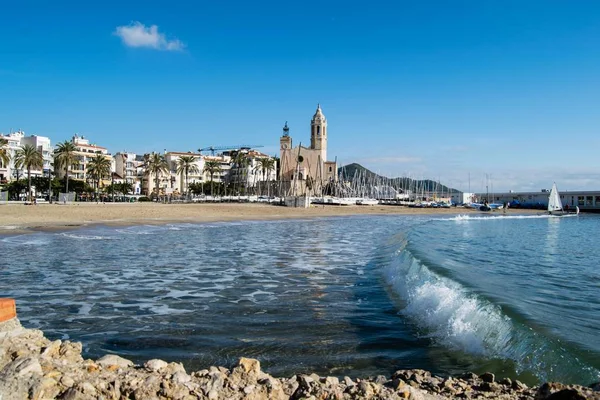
[227,149,278,190]
[279,105,337,196]
[164,152,204,194]
[56,135,114,187]
[114,152,143,194]
[0,130,52,183]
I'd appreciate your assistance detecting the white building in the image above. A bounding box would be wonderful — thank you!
[114,152,143,194]
[202,154,232,185]
[21,135,53,176]
[0,130,52,183]
[227,149,277,189]
[164,152,204,194]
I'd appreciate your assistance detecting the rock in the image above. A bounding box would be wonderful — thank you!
[79,381,97,396]
[391,378,407,391]
[5,356,43,377]
[460,372,479,381]
[545,389,587,400]
[480,381,500,392]
[237,357,260,375]
[164,361,186,375]
[393,370,412,381]
[500,377,512,386]
[144,359,168,372]
[325,376,339,386]
[343,376,355,387]
[480,372,495,383]
[512,379,528,390]
[40,339,62,358]
[61,375,75,388]
[358,381,374,397]
[58,341,83,363]
[172,371,190,384]
[96,354,133,369]
[537,382,567,398]
[32,376,60,399]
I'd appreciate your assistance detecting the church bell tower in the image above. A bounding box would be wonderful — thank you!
[310,104,327,162]
[280,121,292,151]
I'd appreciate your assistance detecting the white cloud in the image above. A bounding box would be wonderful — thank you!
[114,22,184,51]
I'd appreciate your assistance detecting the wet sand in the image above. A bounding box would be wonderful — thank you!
[0,202,527,234]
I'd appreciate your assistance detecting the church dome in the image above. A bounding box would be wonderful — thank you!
[311,104,326,124]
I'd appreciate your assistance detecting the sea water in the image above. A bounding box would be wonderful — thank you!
[1,214,599,385]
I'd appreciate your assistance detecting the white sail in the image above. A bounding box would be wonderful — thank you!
[548,183,563,212]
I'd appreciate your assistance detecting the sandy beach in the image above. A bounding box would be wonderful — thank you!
[0,202,507,234]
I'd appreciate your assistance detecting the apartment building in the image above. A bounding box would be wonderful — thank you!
[0,130,52,183]
[56,135,113,186]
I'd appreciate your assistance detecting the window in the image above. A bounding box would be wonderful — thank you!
[586,196,593,205]
[595,196,600,205]
[578,196,584,206]
[329,166,332,172]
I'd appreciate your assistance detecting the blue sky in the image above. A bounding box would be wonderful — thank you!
[1,1,599,191]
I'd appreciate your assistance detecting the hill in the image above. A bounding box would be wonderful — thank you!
[338,163,458,193]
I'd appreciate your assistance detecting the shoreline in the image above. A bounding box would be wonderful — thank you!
[0,202,538,235]
[1,317,597,399]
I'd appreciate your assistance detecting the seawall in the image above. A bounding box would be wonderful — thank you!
[1,300,598,400]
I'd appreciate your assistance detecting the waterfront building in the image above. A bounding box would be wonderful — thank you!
[475,189,600,212]
[56,135,114,186]
[164,151,204,194]
[279,105,338,196]
[141,151,231,196]
[201,154,232,185]
[0,130,52,183]
[227,149,278,191]
[114,152,143,194]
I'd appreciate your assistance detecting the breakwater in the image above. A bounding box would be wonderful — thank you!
[1,317,598,399]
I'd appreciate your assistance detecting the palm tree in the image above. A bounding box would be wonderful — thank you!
[14,144,43,202]
[0,138,10,170]
[54,141,78,196]
[143,153,169,198]
[230,151,249,196]
[176,155,199,196]
[257,157,275,197]
[119,181,134,195]
[86,154,112,201]
[203,160,222,198]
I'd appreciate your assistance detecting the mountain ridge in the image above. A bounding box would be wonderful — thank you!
[338,163,458,193]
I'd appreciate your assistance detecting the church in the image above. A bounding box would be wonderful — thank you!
[279,104,338,196]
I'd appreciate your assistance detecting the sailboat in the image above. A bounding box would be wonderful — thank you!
[548,183,579,216]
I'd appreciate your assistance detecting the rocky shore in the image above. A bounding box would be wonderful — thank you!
[1,318,598,400]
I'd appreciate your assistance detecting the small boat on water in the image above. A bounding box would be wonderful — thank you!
[548,183,579,216]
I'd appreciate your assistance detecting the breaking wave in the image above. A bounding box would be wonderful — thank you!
[435,214,554,222]
[381,237,600,383]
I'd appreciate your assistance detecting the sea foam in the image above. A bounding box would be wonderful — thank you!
[382,239,600,383]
